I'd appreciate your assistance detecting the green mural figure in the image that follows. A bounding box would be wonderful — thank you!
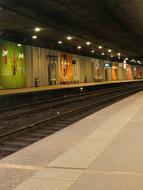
[1,40,26,89]
[10,50,18,76]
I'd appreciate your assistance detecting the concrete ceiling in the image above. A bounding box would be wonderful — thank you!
[0,0,143,59]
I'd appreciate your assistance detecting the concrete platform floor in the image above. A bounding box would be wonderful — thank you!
[0,91,143,189]
[0,79,142,95]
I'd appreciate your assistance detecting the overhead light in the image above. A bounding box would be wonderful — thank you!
[133,59,135,62]
[137,60,141,64]
[91,50,95,53]
[111,54,114,58]
[67,36,72,40]
[108,49,112,53]
[34,27,41,32]
[58,41,62,44]
[101,52,105,56]
[98,46,102,49]
[130,59,135,62]
[77,46,82,49]
[17,44,22,47]
[32,35,37,39]
[117,52,121,59]
[86,41,91,45]
[124,59,127,64]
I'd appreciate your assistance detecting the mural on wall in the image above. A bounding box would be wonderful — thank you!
[60,52,73,83]
[0,40,26,89]
[126,64,131,80]
[111,63,118,81]
[136,66,141,79]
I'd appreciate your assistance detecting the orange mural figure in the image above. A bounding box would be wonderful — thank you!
[61,54,69,81]
[60,53,73,83]
[126,64,131,80]
[112,63,118,81]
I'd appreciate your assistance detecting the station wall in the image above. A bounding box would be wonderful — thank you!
[26,46,59,87]
[0,39,143,89]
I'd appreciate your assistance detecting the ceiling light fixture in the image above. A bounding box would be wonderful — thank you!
[101,52,105,56]
[117,52,121,59]
[130,59,136,63]
[17,44,22,47]
[58,41,62,44]
[77,46,82,49]
[137,60,141,64]
[91,50,95,53]
[108,49,112,53]
[34,27,41,32]
[67,36,72,40]
[32,35,37,39]
[86,41,91,45]
[98,46,102,49]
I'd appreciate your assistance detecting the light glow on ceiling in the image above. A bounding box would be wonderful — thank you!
[86,41,91,45]
[34,27,41,32]
[77,46,82,49]
[67,36,72,40]
[32,35,37,39]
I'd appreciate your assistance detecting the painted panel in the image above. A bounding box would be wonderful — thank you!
[0,40,26,89]
[60,52,73,83]
[136,66,141,79]
[112,63,118,81]
[126,64,131,80]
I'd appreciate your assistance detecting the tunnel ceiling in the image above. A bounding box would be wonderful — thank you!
[0,0,143,58]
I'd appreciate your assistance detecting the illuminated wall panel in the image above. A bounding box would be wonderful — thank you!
[60,52,73,83]
[0,40,26,89]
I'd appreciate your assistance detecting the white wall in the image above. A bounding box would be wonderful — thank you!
[72,54,95,82]
[26,46,59,87]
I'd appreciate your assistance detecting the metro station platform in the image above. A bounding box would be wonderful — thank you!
[0,79,142,95]
[1,90,143,190]
[0,79,143,108]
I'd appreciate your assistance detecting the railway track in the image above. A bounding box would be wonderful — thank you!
[0,83,142,159]
[0,85,127,119]
[0,85,132,134]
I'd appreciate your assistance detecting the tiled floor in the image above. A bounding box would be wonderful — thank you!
[1,91,143,189]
